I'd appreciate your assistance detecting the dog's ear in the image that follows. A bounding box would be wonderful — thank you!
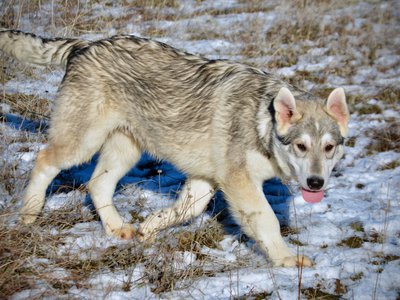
[273,87,301,135]
[326,88,349,137]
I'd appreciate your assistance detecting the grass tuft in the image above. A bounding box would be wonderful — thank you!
[350,221,364,233]
[377,161,400,171]
[366,123,400,154]
[234,290,272,300]
[0,224,65,298]
[1,93,50,121]
[357,104,382,115]
[338,236,364,248]
[133,0,178,9]
[374,86,400,105]
[345,136,357,148]
[176,219,224,253]
[350,272,364,281]
[302,286,342,300]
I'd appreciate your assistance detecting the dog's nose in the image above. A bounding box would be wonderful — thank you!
[307,176,324,190]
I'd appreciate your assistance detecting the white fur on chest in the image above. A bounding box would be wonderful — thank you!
[246,150,276,185]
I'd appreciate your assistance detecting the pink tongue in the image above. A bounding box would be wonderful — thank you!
[301,188,324,203]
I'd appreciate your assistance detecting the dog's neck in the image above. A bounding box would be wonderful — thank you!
[271,134,295,182]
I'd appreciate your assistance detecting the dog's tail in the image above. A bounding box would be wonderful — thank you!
[0,30,88,67]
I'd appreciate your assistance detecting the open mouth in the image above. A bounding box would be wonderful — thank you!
[301,188,324,203]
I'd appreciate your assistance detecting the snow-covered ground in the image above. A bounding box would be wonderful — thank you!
[1,1,399,299]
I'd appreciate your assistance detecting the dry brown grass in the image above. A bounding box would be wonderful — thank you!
[0,58,16,83]
[132,0,178,8]
[195,3,273,16]
[377,161,400,171]
[0,207,230,298]
[0,128,44,197]
[0,0,42,29]
[0,223,65,298]
[142,26,169,38]
[145,253,206,294]
[0,159,24,195]
[234,290,272,300]
[358,104,382,115]
[176,219,225,253]
[366,123,400,154]
[302,284,344,300]
[338,236,364,248]
[373,86,400,106]
[1,93,50,121]
[143,219,226,294]
[345,136,357,148]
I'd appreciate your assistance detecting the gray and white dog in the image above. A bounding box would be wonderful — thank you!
[0,30,349,267]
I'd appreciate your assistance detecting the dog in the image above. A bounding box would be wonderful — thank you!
[0,30,349,267]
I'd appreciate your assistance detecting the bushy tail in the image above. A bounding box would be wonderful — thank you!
[0,30,89,67]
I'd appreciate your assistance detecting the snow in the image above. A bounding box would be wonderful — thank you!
[1,0,400,299]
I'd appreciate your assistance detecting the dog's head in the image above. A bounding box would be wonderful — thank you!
[272,87,349,203]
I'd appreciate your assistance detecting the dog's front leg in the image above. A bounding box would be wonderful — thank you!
[221,171,312,267]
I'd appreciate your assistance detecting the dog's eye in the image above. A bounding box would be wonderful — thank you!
[325,144,334,152]
[296,143,307,152]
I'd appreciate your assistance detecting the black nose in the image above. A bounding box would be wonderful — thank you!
[307,176,324,190]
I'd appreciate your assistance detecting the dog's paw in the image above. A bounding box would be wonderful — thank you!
[110,224,136,240]
[275,255,313,267]
[20,213,38,225]
[136,228,156,244]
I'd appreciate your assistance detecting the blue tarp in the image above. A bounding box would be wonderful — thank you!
[51,152,292,228]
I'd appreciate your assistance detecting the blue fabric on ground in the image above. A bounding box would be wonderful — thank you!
[52,152,292,226]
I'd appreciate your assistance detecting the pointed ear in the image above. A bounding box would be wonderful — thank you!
[326,87,349,137]
[273,87,301,135]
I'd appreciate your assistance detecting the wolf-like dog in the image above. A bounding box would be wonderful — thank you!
[0,30,349,267]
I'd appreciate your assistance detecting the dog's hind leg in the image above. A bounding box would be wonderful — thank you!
[139,178,215,240]
[21,146,63,224]
[87,130,141,240]
[21,101,118,225]
[21,129,107,224]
